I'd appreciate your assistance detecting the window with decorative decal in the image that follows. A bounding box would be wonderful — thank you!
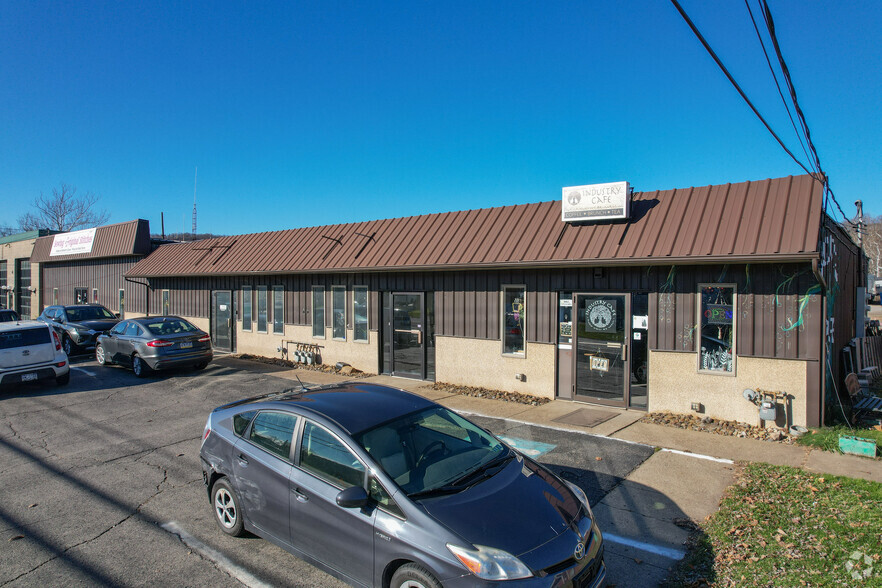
[698,285,735,373]
[502,286,526,356]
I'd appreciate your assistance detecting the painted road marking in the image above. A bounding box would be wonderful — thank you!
[72,367,96,377]
[660,448,734,464]
[603,532,687,560]
[498,435,557,457]
[161,522,272,588]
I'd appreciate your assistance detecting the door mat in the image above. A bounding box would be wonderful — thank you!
[552,408,618,428]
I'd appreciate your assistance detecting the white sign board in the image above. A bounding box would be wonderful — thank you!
[50,228,97,256]
[562,181,630,222]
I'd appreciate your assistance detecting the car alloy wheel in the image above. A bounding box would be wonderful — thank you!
[211,478,245,536]
[215,488,237,529]
[132,354,151,378]
[96,344,107,366]
[62,336,74,356]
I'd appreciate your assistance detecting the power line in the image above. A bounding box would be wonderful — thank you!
[743,0,816,176]
[668,0,815,178]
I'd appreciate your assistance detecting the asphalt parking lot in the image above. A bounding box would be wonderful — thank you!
[1,356,670,587]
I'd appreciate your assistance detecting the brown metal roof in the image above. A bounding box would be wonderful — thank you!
[127,175,825,278]
[31,219,152,263]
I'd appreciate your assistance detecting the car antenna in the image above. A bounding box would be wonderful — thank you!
[294,374,309,393]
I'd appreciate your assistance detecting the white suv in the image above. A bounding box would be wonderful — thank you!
[0,320,70,388]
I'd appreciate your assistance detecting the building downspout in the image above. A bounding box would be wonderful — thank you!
[124,275,151,317]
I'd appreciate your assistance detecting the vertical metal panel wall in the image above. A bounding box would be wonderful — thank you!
[40,258,146,314]
[147,261,823,364]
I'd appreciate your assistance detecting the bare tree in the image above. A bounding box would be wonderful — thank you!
[0,226,19,237]
[846,214,882,278]
[17,183,110,232]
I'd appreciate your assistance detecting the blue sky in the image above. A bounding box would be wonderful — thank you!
[1,1,880,236]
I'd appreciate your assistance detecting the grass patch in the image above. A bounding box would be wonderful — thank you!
[664,463,882,586]
[796,425,882,455]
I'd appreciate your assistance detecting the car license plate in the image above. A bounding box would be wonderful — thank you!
[180,342,193,349]
[21,373,38,382]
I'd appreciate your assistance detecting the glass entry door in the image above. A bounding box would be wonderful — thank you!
[574,293,629,406]
[211,290,233,352]
[391,293,424,378]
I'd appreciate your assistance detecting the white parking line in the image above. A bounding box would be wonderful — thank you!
[161,522,272,588]
[72,367,96,377]
[603,532,687,560]
[660,448,734,464]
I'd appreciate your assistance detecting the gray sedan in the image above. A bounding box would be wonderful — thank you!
[96,316,213,377]
[200,384,606,588]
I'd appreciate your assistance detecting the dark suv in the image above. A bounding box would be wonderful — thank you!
[39,304,121,356]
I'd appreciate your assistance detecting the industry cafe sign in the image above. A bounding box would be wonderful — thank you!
[561,181,630,222]
[50,228,97,256]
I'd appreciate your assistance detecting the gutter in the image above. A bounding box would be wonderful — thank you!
[124,275,152,316]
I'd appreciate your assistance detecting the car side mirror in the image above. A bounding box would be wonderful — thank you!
[335,486,368,509]
[115,313,120,318]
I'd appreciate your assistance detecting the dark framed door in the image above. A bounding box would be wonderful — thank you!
[391,292,424,379]
[211,290,233,352]
[573,293,629,407]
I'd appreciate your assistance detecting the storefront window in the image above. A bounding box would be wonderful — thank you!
[118,289,125,318]
[161,290,170,315]
[699,285,735,373]
[502,286,526,356]
[242,286,252,331]
[53,288,59,305]
[272,286,284,334]
[92,288,99,303]
[257,286,268,333]
[75,288,88,305]
[312,286,325,338]
[353,286,368,342]
[332,286,346,340]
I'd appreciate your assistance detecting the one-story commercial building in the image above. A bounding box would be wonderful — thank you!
[30,219,156,317]
[122,174,861,428]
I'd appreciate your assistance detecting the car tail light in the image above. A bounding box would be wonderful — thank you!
[198,334,210,343]
[53,331,62,351]
[56,361,66,368]
[201,417,211,448]
[147,339,174,347]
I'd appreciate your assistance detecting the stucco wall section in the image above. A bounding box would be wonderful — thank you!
[236,322,378,373]
[648,351,808,428]
[436,336,556,399]
[2,239,40,318]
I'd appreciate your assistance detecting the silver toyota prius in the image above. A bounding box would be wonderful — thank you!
[200,383,606,587]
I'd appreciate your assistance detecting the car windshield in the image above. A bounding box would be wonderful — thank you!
[143,318,199,336]
[354,406,507,497]
[66,306,116,321]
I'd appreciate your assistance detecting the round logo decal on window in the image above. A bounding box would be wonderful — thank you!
[585,300,616,333]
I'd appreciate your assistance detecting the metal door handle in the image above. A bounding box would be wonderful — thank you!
[623,345,628,361]
[291,487,309,502]
[237,454,248,465]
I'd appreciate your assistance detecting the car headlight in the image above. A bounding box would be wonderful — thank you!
[565,480,594,519]
[446,543,532,580]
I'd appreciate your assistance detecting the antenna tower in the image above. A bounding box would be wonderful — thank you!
[192,166,198,236]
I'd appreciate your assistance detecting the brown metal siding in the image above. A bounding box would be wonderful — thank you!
[40,257,147,314]
[31,220,151,263]
[144,261,824,368]
[128,175,824,278]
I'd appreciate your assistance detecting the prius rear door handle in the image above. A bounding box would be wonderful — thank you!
[291,487,309,503]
